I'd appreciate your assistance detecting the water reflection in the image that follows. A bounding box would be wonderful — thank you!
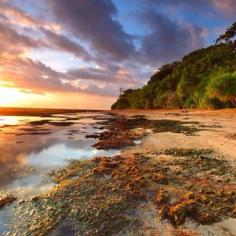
[28,142,118,168]
[0,112,118,234]
[6,174,53,199]
[0,112,118,194]
[0,116,50,126]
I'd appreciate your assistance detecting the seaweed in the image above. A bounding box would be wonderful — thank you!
[9,149,236,235]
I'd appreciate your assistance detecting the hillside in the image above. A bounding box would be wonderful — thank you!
[112,39,236,110]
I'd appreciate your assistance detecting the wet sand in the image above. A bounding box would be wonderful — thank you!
[116,109,236,235]
[114,109,236,163]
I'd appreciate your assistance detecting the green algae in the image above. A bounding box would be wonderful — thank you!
[151,119,201,136]
[8,148,236,235]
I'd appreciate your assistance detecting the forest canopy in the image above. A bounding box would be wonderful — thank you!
[112,21,236,110]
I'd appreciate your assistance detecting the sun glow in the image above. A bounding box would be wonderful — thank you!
[0,86,56,108]
[0,87,25,106]
[0,86,113,109]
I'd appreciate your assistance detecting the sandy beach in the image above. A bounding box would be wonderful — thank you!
[115,109,236,166]
[114,109,236,235]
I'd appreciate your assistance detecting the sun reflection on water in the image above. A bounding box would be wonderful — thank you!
[0,116,22,125]
[0,116,47,126]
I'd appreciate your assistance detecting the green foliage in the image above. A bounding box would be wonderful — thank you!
[216,21,236,44]
[112,41,236,110]
[207,72,236,106]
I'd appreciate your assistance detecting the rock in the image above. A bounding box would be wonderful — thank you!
[31,196,40,201]
[85,134,100,139]
[0,194,17,209]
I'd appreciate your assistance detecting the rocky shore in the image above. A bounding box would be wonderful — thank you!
[3,109,236,236]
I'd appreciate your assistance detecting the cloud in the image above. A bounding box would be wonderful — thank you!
[0,11,94,62]
[0,22,43,57]
[41,28,94,61]
[67,65,134,84]
[0,0,61,31]
[0,2,205,98]
[0,1,41,27]
[0,4,94,61]
[138,10,205,65]
[212,0,236,16]
[0,54,118,97]
[0,15,124,97]
[0,0,233,108]
[47,0,135,61]
[79,84,117,97]
[0,56,67,91]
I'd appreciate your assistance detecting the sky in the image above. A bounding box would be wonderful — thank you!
[0,0,235,109]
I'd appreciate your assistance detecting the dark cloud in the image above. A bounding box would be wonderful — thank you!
[68,67,114,82]
[138,10,205,65]
[0,22,42,55]
[67,65,134,84]
[47,0,135,61]
[79,84,117,97]
[41,28,94,61]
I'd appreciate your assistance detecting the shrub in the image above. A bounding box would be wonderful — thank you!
[207,72,236,107]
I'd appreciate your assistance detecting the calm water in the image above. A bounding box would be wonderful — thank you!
[0,112,119,234]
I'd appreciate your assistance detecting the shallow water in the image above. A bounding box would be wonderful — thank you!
[0,112,118,234]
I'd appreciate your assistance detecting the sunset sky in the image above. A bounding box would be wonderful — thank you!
[0,0,235,109]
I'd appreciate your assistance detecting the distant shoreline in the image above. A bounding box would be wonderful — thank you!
[0,107,108,116]
[0,107,236,117]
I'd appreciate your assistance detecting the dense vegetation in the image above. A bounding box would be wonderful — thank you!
[112,22,236,109]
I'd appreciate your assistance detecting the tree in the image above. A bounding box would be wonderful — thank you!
[207,72,236,107]
[216,22,236,44]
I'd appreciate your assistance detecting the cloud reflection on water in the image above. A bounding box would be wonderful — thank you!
[0,113,118,193]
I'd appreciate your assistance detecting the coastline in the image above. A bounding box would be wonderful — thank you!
[117,109,236,235]
[1,107,236,117]
[1,108,236,235]
[0,107,108,117]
